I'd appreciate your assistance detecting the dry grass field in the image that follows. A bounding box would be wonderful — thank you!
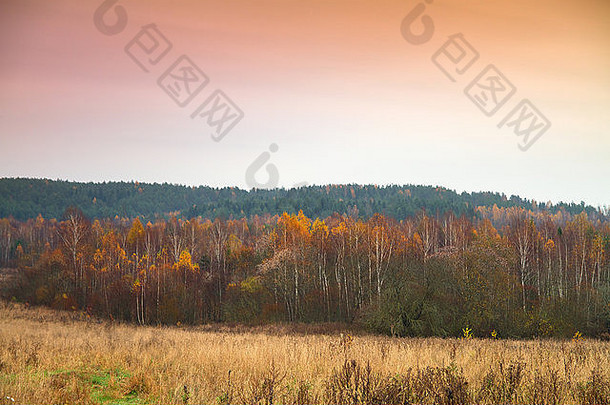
[0,302,609,405]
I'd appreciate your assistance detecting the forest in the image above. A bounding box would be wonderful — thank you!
[0,178,601,222]
[1,197,609,339]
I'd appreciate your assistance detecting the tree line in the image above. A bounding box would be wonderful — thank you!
[1,205,609,338]
[1,178,603,222]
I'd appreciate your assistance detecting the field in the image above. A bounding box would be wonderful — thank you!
[1,303,609,405]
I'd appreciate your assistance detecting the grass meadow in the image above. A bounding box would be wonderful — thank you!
[0,302,609,405]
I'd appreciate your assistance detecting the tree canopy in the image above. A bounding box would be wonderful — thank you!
[0,178,603,222]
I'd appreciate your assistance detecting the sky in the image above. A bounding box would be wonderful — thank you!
[1,0,609,207]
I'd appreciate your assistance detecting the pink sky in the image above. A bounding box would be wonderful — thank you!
[1,0,609,206]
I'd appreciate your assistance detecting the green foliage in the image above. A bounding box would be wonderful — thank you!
[363,260,454,337]
[223,277,269,323]
[0,178,600,221]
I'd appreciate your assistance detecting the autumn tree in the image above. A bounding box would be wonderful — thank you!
[58,207,90,303]
[506,208,536,311]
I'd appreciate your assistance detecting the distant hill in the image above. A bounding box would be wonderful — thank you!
[0,177,600,221]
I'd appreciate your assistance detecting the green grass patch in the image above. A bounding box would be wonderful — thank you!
[87,368,142,405]
[0,372,17,383]
[42,367,146,405]
[2,366,156,404]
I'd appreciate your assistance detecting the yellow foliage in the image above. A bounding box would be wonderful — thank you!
[461,327,473,340]
[174,250,199,273]
[127,218,145,247]
[331,221,347,236]
[312,218,329,238]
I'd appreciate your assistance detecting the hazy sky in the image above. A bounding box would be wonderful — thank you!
[1,0,609,206]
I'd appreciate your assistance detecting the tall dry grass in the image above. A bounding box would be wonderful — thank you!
[0,302,609,404]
